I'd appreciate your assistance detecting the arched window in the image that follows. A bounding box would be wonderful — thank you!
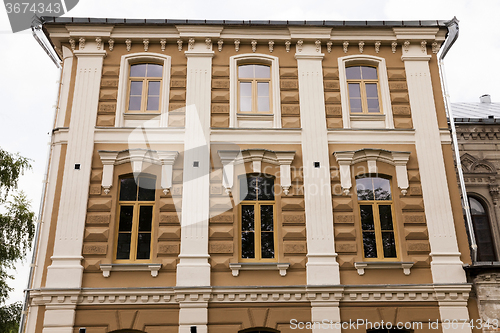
[239,174,276,261]
[467,196,497,261]
[238,64,271,113]
[127,63,163,112]
[346,65,381,114]
[115,175,156,262]
[356,176,398,260]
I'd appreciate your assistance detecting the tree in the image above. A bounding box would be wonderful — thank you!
[0,148,36,332]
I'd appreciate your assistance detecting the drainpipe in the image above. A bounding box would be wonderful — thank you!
[18,21,62,333]
[438,16,478,262]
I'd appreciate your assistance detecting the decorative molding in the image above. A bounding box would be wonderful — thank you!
[343,41,349,53]
[157,151,179,195]
[275,151,295,195]
[229,263,290,277]
[251,40,257,52]
[108,38,114,52]
[420,40,427,53]
[315,40,321,52]
[403,40,410,52]
[333,148,411,196]
[218,39,223,52]
[375,41,381,53]
[78,37,85,50]
[296,40,303,52]
[125,39,131,52]
[354,262,415,276]
[177,39,183,51]
[98,151,119,194]
[432,41,439,54]
[326,41,332,53]
[205,38,212,49]
[391,41,397,53]
[160,39,166,51]
[189,38,195,50]
[285,40,291,52]
[218,151,241,194]
[95,37,102,50]
[268,40,274,53]
[100,264,162,278]
[69,38,75,51]
[358,41,364,53]
[143,38,149,52]
[234,39,240,52]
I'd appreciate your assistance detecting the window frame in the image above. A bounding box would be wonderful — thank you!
[466,195,498,262]
[356,176,400,261]
[115,53,171,127]
[346,65,383,115]
[238,174,278,262]
[126,63,164,114]
[237,64,273,114]
[230,54,281,128]
[113,175,157,263]
[338,55,394,129]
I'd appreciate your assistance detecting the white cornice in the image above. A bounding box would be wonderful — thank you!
[288,27,332,40]
[330,29,396,42]
[210,129,302,144]
[176,25,224,37]
[393,27,440,40]
[65,25,114,37]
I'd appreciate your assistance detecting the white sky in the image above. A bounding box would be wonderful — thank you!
[0,0,498,305]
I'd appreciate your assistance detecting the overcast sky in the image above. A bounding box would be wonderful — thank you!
[1,0,498,305]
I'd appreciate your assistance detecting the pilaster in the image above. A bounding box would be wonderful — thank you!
[43,40,105,333]
[295,42,340,286]
[55,46,74,128]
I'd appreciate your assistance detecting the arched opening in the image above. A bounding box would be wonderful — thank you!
[467,196,497,261]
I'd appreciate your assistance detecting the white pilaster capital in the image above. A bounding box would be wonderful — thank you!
[157,151,178,195]
[276,151,296,196]
[275,151,296,165]
[157,151,179,165]
[98,151,119,165]
[218,150,241,194]
[98,151,119,194]
[73,49,107,58]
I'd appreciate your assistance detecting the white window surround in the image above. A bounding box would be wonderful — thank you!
[229,262,290,277]
[100,263,162,277]
[354,261,414,276]
[115,52,171,128]
[338,54,394,129]
[229,53,281,129]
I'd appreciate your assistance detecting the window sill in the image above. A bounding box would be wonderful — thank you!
[354,261,414,276]
[229,262,290,277]
[100,263,162,278]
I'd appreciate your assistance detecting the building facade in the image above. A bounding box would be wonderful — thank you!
[24,17,480,333]
[451,95,500,330]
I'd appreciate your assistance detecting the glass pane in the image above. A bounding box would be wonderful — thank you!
[120,178,138,201]
[379,205,394,230]
[362,232,377,258]
[130,64,147,77]
[356,178,374,201]
[136,233,151,259]
[239,82,252,96]
[240,97,252,112]
[148,81,161,96]
[349,98,362,113]
[241,232,255,258]
[360,205,375,230]
[473,216,496,261]
[138,206,153,232]
[118,206,134,232]
[241,205,255,231]
[260,205,274,231]
[258,97,270,112]
[255,65,270,78]
[348,83,361,98]
[470,197,486,215]
[128,96,142,111]
[382,232,397,258]
[146,64,163,77]
[373,178,391,200]
[261,232,275,258]
[258,177,275,200]
[239,65,254,78]
[147,97,160,111]
[241,177,257,201]
[257,82,269,97]
[138,177,156,201]
[130,81,143,95]
[116,233,131,260]
[367,98,380,113]
[361,66,377,80]
[346,66,361,80]
[365,83,378,98]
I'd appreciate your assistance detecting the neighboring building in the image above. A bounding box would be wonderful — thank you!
[24,17,479,333]
[451,95,500,329]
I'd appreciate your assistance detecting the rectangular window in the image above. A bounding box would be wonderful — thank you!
[115,176,156,262]
[127,63,163,113]
[239,175,276,261]
[238,64,272,114]
[356,177,398,260]
[346,66,382,114]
